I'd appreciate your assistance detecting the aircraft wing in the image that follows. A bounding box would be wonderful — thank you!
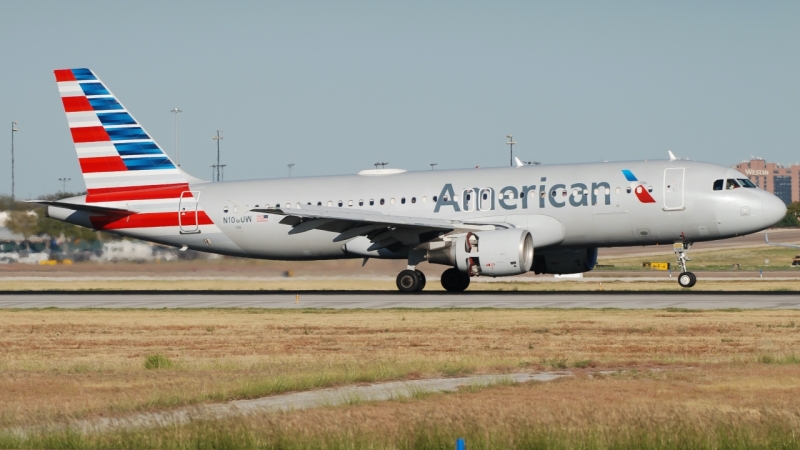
[251,205,508,250]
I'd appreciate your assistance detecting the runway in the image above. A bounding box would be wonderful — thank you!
[1,291,799,309]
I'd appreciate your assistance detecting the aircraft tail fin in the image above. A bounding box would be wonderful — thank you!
[54,68,195,203]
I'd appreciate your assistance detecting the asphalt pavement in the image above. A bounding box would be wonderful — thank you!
[1,291,798,309]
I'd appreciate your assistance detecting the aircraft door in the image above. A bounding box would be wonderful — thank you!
[178,191,201,234]
[663,168,685,210]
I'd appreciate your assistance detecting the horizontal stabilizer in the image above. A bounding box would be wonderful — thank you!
[27,199,134,215]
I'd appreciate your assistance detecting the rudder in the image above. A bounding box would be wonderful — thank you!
[54,68,191,203]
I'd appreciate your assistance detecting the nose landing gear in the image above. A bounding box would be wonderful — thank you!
[674,242,696,288]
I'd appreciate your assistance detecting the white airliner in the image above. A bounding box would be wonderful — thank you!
[37,68,787,292]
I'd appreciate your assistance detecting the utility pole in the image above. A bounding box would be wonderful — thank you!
[212,130,223,182]
[506,135,516,167]
[58,177,71,193]
[287,163,295,178]
[375,162,388,169]
[11,121,17,204]
[170,108,182,166]
[430,163,438,170]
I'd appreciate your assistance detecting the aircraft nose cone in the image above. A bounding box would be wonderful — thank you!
[762,194,787,226]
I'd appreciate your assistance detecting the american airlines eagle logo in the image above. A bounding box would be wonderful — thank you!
[621,170,656,203]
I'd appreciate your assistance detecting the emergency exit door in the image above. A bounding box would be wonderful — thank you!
[178,191,201,234]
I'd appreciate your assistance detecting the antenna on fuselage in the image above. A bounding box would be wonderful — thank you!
[668,150,677,161]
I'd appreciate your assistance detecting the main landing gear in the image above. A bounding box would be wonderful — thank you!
[674,242,696,288]
[396,249,471,293]
[396,269,427,292]
[440,267,470,292]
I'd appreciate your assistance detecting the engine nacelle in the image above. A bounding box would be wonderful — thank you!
[532,247,598,275]
[428,229,534,277]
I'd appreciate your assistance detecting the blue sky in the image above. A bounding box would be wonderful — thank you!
[1,1,798,197]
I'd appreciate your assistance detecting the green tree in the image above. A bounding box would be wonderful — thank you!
[5,210,39,239]
[775,201,800,228]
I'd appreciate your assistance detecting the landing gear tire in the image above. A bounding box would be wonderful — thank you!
[396,269,422,292]
[678,272,696,288]
[441,268,471,292]
[415,270,427,291]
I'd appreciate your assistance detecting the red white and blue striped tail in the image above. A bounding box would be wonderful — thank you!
[54,68,191,203]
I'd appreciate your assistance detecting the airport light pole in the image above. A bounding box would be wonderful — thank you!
[11,121,17,204]
[430,163,438,170]
[506,135,516,167]
[170,108,182,166]
[58,177,71,193]
[212,130,223,182]
[288,163,295,178]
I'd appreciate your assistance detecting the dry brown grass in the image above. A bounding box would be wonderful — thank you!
[1,308,799,430]
[234,364,800,441]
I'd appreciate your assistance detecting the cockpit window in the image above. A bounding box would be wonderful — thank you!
[726,179,740,189]
[713,179,723,191]
[738,178,756,188]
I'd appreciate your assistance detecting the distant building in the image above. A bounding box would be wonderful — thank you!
[734,158,800,205]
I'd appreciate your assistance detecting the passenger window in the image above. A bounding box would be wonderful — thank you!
[359,199,364,206]
[433,196,438,202]
[738,178,756,188]
[390,198,396,205]
[411,197,416,204]
[327,201,332,207]
[401,197,406,204]
[380,198,385,205]
[615,187,620,194]
[338,200,343,207]
[317,201,322,206]
[421,196,426,203]
[713,179,723,191]
[726,179,740,189]
[626,187,632,194]
[284,203,290,209]
[347,200,353,207]
[369,199,375,206]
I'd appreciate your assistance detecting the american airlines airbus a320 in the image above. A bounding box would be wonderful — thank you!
[37,68,787,292]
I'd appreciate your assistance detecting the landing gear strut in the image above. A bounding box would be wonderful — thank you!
[674,242,696,288]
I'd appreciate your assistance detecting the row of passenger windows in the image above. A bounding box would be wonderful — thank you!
[256,196,440,210]
[240,183,669,212]
[713,178,757,191]
[247,184,658,211]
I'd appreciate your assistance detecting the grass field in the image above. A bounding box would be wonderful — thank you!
[1,308,799,448]
[598,245,800,271]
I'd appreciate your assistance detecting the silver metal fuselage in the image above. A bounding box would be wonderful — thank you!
[89,159,784,261]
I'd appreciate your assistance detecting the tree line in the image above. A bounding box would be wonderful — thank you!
[1,193,106,242]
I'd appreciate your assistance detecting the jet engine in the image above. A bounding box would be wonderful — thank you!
[532,247,598,275]
[428,229,534,277]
